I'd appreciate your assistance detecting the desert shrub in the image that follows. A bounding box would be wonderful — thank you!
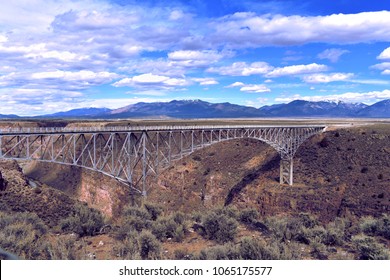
[191,211,203,223]
[123,206,152,220]
[319,137,330,148]
[151,212,187,242]
[361,167,369,173]
[352,234,390,260]
[378,214,390,239]
[112,231,140,259]
[144,203,163,221]
[238,237,273,260]
[265,216,311,244]
[60,204,104,237]
[138,231,161,260]
[196,243,240,260]
[239,208,259,224]
[360,214,390,239]
[0,211,48,259]
[174,248,193,260]
[116,205,156,239]
[214,206,239,220]
[172,211,186,225]
[192,155,202,161]
[310,240,328,260]
[203,212,238,243]
[238,237,300,260]
[40,235,78,260]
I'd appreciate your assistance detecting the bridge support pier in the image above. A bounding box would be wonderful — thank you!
[280,158,293,186]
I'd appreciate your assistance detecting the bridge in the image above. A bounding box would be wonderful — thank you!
[0,125,326,196]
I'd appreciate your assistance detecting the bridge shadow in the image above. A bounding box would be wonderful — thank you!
[224,153,280,206]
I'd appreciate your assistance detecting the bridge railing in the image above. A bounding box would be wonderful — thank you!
[0,124,327,135]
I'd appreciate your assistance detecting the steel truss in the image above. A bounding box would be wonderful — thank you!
[0,125,326,195]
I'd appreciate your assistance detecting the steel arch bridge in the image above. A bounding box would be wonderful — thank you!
[0,125,326,196]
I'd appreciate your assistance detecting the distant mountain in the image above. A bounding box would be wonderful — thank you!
[0,113,20,119]
[105,99,262,118]
[357,99,390,118]
[259,100,368,117]
[41,107,111,118]
[2,99,390,119]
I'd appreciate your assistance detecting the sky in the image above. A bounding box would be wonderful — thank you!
[1,0,390,116]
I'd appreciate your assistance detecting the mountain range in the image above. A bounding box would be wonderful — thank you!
[2,99,390,119]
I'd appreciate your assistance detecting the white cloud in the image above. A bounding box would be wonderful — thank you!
[226,81,270,93]
[318,48,349,63]
[246,97,269,108]
[212,11,390,47]
[371,62,390,70]
[371,61,390,75]
[382,69,390,75]
[169,10,185,21]
[207,61,273,76]
[113,73,190,89]
[192,78,219,85]
[275,89,390,104]
[377,47,390,60]
[0,35,7,43]
[266,63,328,77]
[168,50,224,68]
[302,73,353,83]
[226,82,245,87]
[31,70,118,81]
[240,84,271,93]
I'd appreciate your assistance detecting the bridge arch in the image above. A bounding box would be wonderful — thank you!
[0,125,326,196]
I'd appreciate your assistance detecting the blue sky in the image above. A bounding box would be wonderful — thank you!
[1,0,390,116]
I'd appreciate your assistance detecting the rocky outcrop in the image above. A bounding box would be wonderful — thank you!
[0,171,7,191]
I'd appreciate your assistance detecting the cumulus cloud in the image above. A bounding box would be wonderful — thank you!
[0,88,84,115]
[275,90,390,104]
[377,47,390,60]
[371,62,390,75]
[317,48,349,63]
[192,78,219,85]
[302,73,353,83]
[266,63,328,78]
[168,50,226,68]
[211,11,390,47]
[207,61,273,76]
[226,81,270,93]
[113,73,190,89]
[382,69,390,75]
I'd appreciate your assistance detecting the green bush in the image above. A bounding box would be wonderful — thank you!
[265,216,310,244]
[144,203,163,221]
[40,235,78,260]
[203,212,238,243]
[0,211,48,259]
[360,215,390,240]
[352,234,390,260]
[60,204,104,237]
[151,212,187,242]
[138,231,161,260]
[123,206,152,220]
[239,208,259,224]
[199,243,240,260]
[113,231,140,259]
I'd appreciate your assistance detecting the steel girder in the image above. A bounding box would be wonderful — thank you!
[0,125,326,194]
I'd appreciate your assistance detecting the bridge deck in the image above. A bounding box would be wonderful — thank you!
[0,124,326,135]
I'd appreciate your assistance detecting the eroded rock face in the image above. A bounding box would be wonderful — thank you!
[0,171,7,191]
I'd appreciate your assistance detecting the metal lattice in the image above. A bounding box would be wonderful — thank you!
[0,125,326,195]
